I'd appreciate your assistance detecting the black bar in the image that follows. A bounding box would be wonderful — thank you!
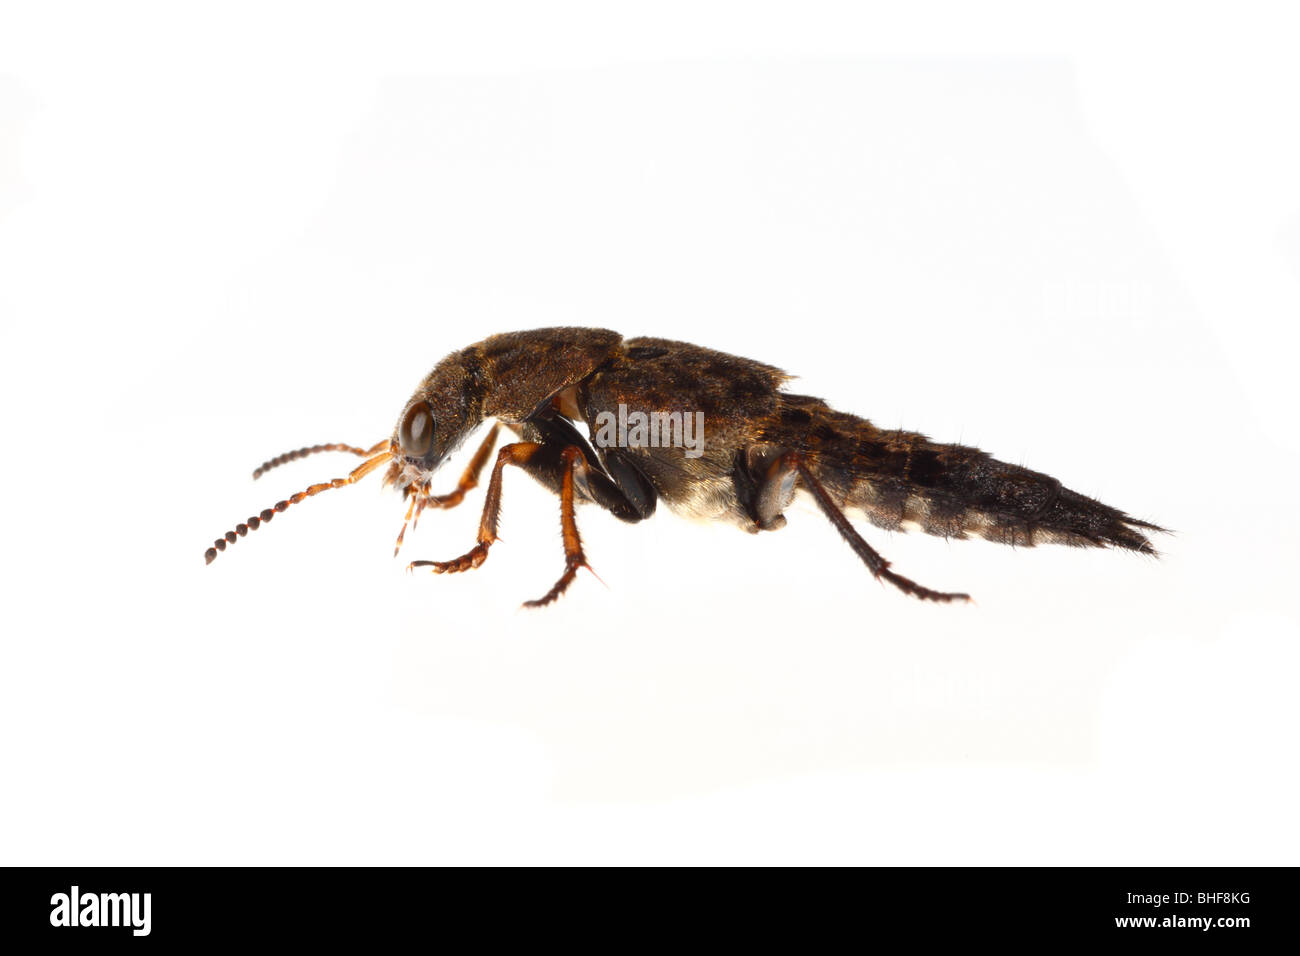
[2,866,1290,945]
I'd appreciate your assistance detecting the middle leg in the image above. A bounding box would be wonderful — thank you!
[408,420,654,605]
[522,445,594,608]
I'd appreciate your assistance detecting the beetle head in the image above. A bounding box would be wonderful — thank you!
[390,350,484,488]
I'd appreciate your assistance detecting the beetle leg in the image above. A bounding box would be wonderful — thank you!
[407,442,542,575]
[408,427,637,604]
[522,446,594,608]
[519,416,656,523]
[394,424,502,557]
[426,423,501,511]
[752,448,800,531]
[794,455,972,604]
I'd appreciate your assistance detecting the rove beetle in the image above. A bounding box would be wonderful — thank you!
[205,328,1162,606]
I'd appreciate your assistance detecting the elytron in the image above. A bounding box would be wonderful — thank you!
[204,328,1161,605]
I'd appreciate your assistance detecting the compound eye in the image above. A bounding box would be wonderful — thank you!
[400,401,435,458]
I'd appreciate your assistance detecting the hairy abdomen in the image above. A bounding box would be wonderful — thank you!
[763,395,1160,553]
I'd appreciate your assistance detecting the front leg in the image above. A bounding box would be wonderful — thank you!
[408,441,541,574]
[426,422,500,510]
[405,439,603,580]
[408,422,649,605]
[394,424,501,557]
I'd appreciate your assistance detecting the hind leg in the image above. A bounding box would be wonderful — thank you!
[794,456,971,604]
[732,446,801,532]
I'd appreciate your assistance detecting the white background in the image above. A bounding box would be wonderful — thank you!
[2,2,1296,865]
